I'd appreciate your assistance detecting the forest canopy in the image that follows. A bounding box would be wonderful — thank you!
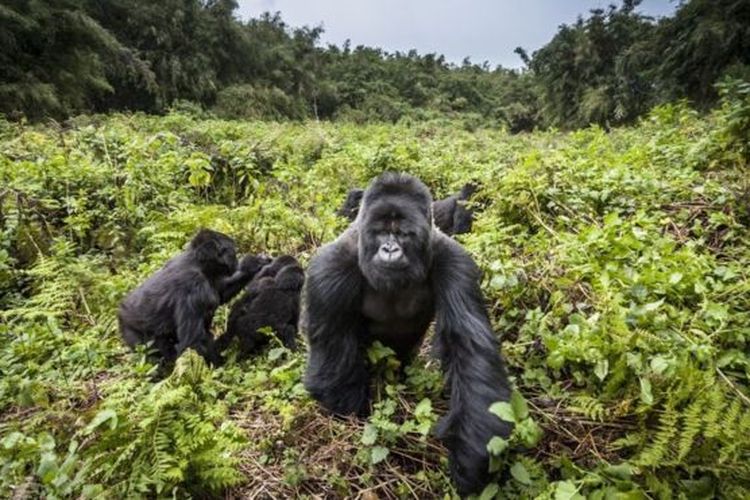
[1,0,748,129]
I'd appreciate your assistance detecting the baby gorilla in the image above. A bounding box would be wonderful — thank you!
[216,256,305,358]
[118,229,269,368]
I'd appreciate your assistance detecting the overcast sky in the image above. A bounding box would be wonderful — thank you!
[235,1,677,68]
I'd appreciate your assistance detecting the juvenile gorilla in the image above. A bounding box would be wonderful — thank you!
[118,229,269,367]
[217,256,305,357]
[304,173,512,495]
[338,183,477,236]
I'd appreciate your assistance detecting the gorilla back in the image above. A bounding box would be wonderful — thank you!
[218,256,305,357]
[118,229,268,367]
[303,173,512,495]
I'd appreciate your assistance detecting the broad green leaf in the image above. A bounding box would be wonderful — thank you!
[486,436,509,456]
[594,359,609,381]
[1,431,26,449]
[37,452,58,483]
[489,402,516,423]
[84,409,118,434]
[361,423,378,445]
[604,462,634,480]
[669,272,683,284]
[510,390,529,420]
[490,275,506,290]
[510,461,531,485]
[414,398,432,418]
[516,419,544,448]
[639,377,654,405]
[642,299,663,313]
[370,446,389,464]
[479,482,499,500]
[268,347,286,361]
[554,480,582,500]
[650,356,669,375]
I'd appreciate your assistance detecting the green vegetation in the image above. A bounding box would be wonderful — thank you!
[1,79,749,498]
[2,0,749,130]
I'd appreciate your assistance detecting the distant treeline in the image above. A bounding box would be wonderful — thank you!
[1,0,748,130]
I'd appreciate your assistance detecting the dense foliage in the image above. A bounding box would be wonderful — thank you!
[1,79,748,498]
[1,0,749,129]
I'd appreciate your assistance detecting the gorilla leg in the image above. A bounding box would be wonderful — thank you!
[303,245,370,416]
[193,334,223,366]
[173,288,223,366]
[237,321,266,357]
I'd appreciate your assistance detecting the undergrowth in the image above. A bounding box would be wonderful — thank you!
[1,81,748,498]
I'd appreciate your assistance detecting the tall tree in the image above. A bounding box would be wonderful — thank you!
[0,0,151,118]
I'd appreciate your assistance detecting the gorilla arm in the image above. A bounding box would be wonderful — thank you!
[430,235,513,495]
[216,254,269,303]
[174,278,223,366]
[303,230,370,416]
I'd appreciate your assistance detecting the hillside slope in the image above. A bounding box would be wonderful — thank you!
[1,83,748,498]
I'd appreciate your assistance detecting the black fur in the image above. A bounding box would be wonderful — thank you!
[252,254,299,281]
[217,256,305,357]
[337,188,364,221]
[118,229,269,368]
[432,182,477,235]
[338,184,477,236]
[304,173,512,495]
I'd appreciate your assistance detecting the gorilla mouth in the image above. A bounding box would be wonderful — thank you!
[375,257,409,270]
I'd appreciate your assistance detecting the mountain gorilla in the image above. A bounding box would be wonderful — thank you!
[338,183,477,236]
[217,256,305,357]
[336,188,364,221]
[249,254,299,282]
[432,182,477,236]
[303,173,512,495]
[119,229,270,367]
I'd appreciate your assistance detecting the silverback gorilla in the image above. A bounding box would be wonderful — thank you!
[303,173,512,495]
[119,229,269,367]
[338,183,477,236]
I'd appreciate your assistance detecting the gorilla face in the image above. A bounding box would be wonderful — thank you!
[216,240,239,274]
[357,174,433,291]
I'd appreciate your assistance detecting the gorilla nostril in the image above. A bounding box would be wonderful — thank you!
[382,242,400,255]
